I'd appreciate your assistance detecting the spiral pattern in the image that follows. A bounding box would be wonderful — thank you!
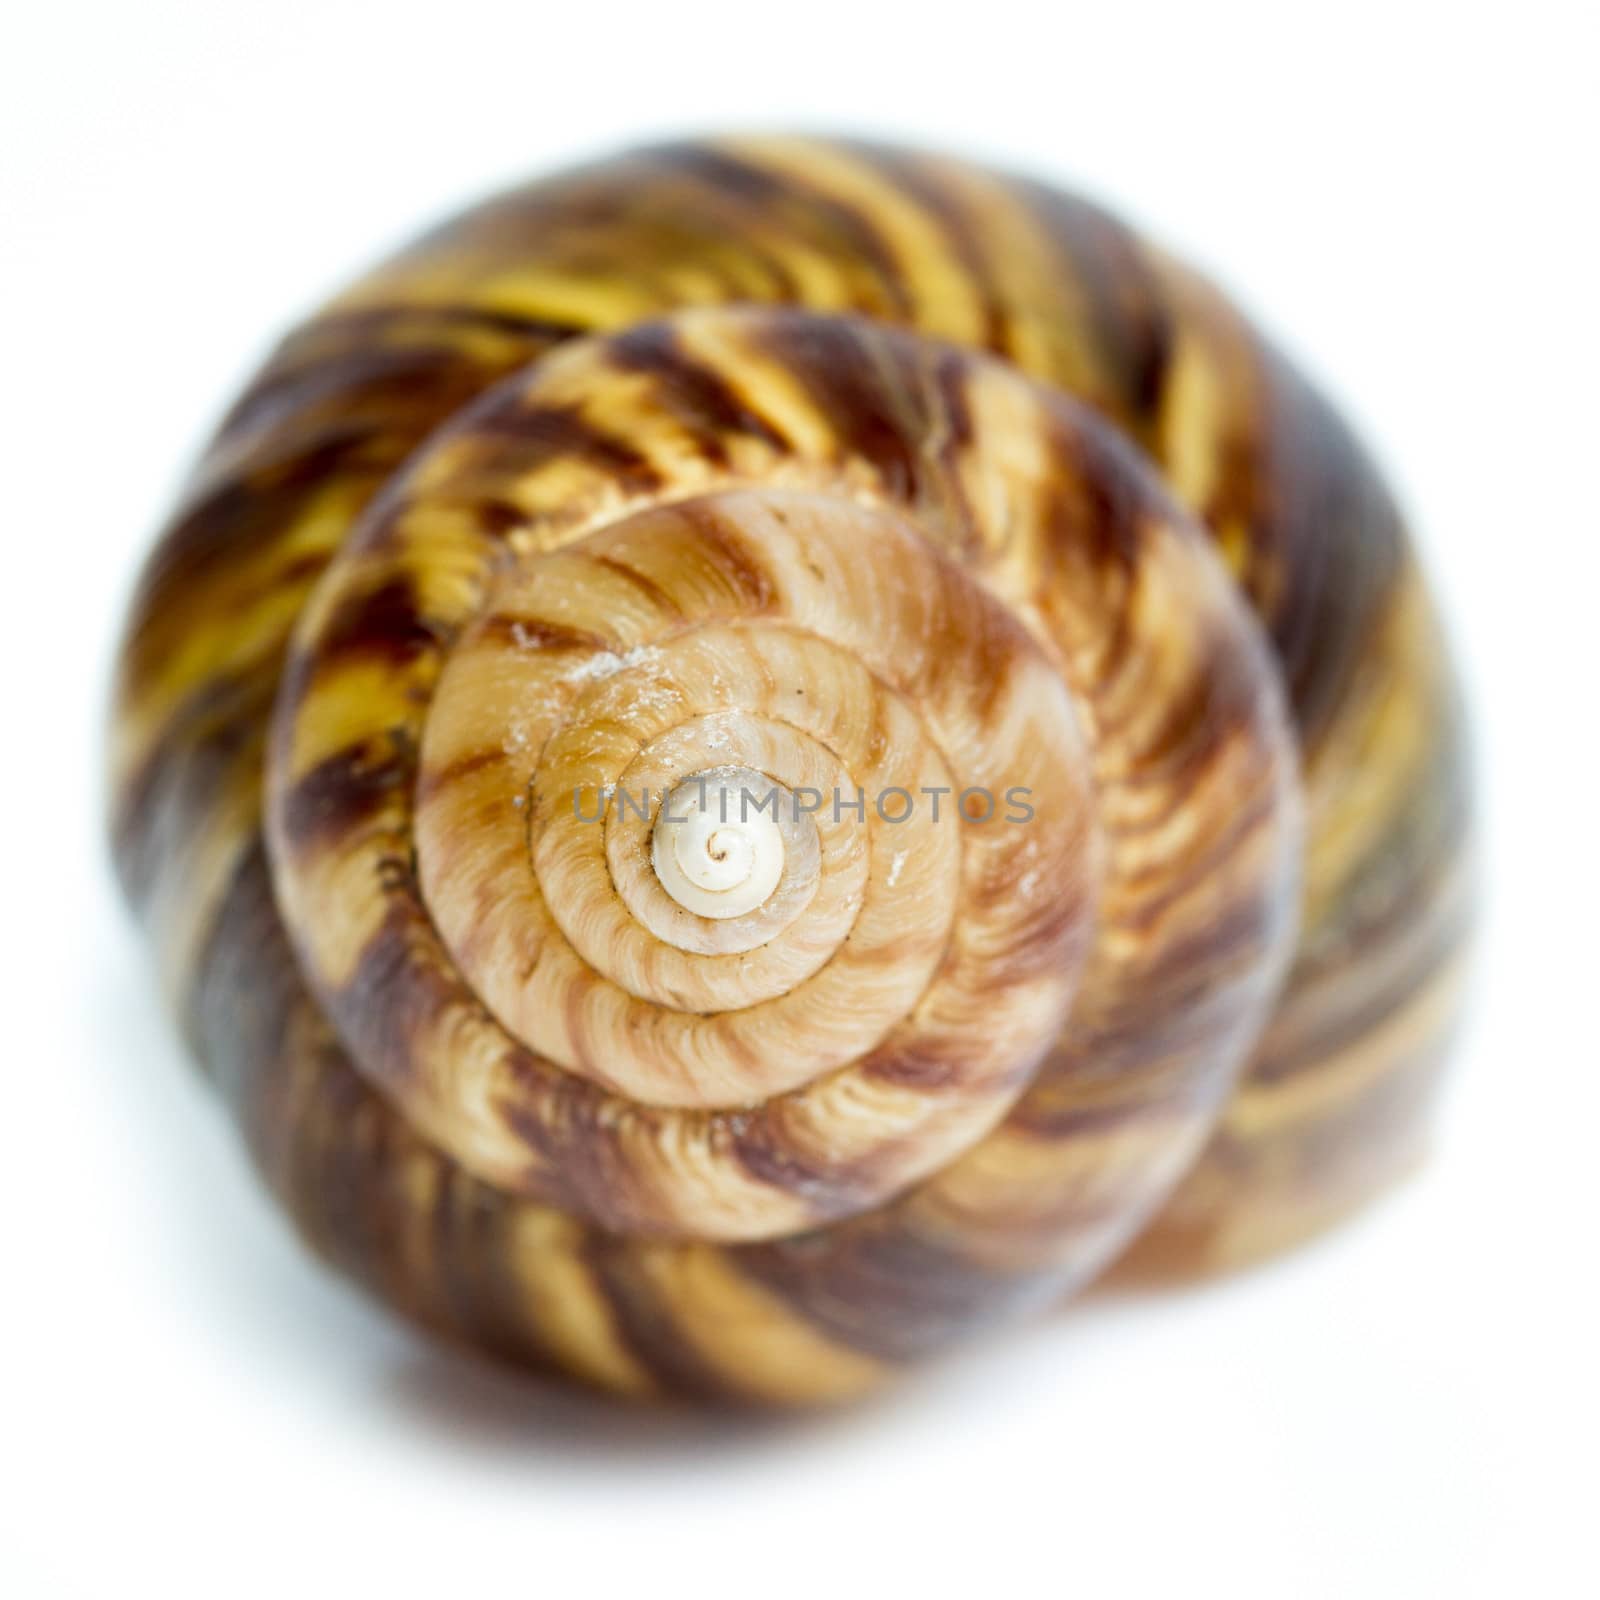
[111,138,1471,1404]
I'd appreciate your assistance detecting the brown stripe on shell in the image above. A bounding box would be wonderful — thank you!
[111,667,275,911]
[475,613,610,655]
[578,1237,749,1405]
[308,573,446,668]
[653,143,917,319]
[1009,174,1177,432]
[741,312,935,502]
[605,320,791,456]
[276,743,411,860]
[662,495,780,613]
[1249,346,1407,747]
[844,144,1016,355]
[469,399,666,495]
[735,1221,1022,1365]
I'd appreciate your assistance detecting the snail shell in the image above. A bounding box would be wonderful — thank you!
[109,137,1472,1405]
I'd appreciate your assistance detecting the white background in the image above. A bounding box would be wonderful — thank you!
[4,3,1596,1596]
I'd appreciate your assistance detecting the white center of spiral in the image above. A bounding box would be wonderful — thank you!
[651,766,786,919]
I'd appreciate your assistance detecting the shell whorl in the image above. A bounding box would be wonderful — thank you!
[111,137,1471,1404]
[647,765,792,923]
[264,308,1294,1244]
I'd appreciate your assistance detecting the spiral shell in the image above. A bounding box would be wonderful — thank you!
[110,137,1471,1405]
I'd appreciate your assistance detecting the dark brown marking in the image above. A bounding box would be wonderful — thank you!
[654,144,916,319]
[478,613,610,654]
[672,497,778,613]
[749,314,928,500]
[279,744,409,857]
[607,321,790,455]
[312,574,444,668]
[473,400,665,495]
[1013,177,1176,432]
